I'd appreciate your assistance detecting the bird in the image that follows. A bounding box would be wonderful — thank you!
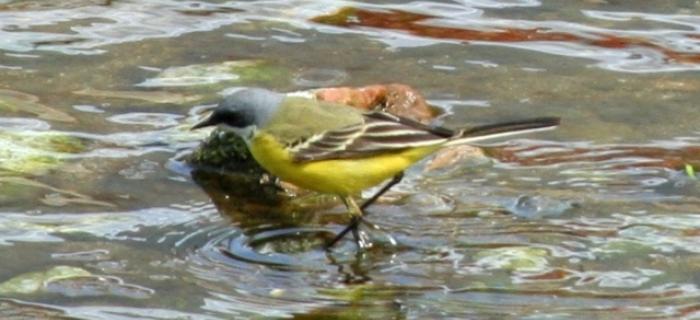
[191,88,560,248]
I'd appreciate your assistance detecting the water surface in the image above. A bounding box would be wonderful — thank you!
[1,0,700,319]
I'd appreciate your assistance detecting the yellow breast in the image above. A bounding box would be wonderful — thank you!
[248,132,439,196]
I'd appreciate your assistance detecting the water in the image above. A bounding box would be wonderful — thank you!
[1,0,700,318]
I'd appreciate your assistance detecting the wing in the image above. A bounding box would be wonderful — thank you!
[289,112,453,162]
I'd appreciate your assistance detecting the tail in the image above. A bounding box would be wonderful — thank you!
[444,117,560,146]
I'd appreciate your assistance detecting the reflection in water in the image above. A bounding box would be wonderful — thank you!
[312,5,700,72]
[182,135,700,318]
[0,0,700,319]
[1,0,699,72]
[0,0,247,54]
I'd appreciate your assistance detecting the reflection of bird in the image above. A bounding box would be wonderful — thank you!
[192,88,560,248]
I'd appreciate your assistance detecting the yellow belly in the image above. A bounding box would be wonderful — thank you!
[248,132,440,196]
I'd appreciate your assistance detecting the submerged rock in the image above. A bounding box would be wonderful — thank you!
[73,88,203,104]
[474,247,550,272]
[313,84,438,123]
[45,275,154,299]
[0,175,114,209]
[0,131,87,175]
[188,129,263,174]
[0,265,91,295]
[0,300,68,319]
[137,60,291,88]
[0,89,75,123]
[0,265,153,299]
[508,195,575,218]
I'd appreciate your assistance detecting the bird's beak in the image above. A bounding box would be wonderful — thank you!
[190,115,215,130]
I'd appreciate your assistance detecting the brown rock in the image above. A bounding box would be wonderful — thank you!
[315,85,386,110]
[315,84,437,123]
[383,84,435,124]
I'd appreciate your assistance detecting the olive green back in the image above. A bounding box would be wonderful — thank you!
[263,96,365,145]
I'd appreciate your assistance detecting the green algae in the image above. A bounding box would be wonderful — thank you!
[137,60,291,89]
[474,247,550,272]
[0,266,91,295]
[0,131,86,175]
[187,129,261,174]
[685,164,696,179]
[0,89,75,123]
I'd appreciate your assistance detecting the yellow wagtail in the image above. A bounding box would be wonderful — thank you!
[192,88,560,248]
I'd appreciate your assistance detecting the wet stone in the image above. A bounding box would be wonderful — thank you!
[508,195,575,218]
[0,266,92,295]
[0,300,69,320]
[44,276,154,299]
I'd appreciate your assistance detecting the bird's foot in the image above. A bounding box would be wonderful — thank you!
[325,217,396,250]
[325,216,361,249]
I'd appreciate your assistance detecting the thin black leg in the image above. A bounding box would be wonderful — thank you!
[327,216,361,249]
[326,172,405,249]
[361,171,404,210]
[351,222,361,247]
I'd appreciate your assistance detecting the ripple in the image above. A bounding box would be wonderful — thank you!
[220,227,331,268]
[107,112,183,127]
[61,305,221,320]
[1,1,700,319]
[45,275,154,299]
[0,0,247,54]
[454,0,541,9]
[0,117,50,130]
[292,68,348,88]
[51,249,110,261]
[179,226,339,318]
[2,0,700,73]
[310,2,700,72]
[0,207,212,245]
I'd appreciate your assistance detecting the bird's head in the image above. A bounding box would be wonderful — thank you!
[191,88,284,139]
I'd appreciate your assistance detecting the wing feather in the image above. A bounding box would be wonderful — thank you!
[290,111,450,162]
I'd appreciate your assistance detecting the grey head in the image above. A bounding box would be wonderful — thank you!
[191,88,284,139]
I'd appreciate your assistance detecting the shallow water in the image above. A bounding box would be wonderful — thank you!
[1,0,700,319]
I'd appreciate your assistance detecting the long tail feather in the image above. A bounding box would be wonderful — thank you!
[445,117,560,146]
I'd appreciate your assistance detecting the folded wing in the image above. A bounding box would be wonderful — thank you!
[290,112,451,162]
[289,111,560,162]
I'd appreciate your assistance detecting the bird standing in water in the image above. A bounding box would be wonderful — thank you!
[192,88,559,248]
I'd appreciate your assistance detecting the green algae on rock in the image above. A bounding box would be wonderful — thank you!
[0,265,154,299]
[73,88,203,104]
[0,89,75,123]
[136,60,291,88]
[0,266,91,295]
[474,247,550,272]
[187,129,263,174]
[685,163,696,179]
[0,131,87,175]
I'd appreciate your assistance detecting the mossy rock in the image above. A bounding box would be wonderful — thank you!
[137,60,291,89]
[0,131,87,175]
[0,266,91,295]
[187,128,263,174]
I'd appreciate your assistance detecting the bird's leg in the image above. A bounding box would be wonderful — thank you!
[339,196,366,247]
[361,171,404,210]
[326,172,405,249]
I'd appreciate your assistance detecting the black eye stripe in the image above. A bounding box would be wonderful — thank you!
[214,107,254,128]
